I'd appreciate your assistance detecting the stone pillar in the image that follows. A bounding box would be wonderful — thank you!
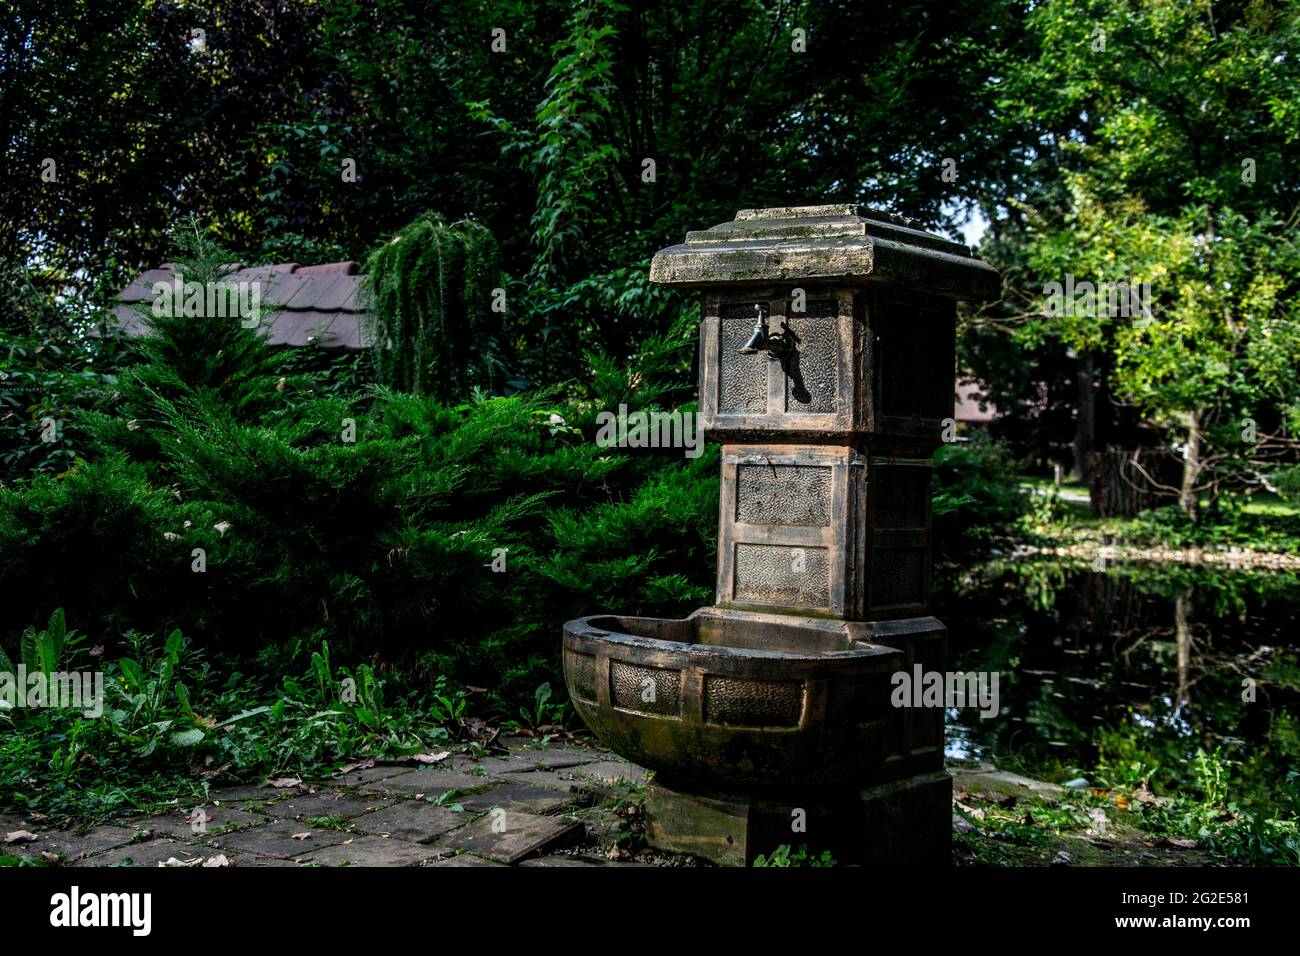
[565,205,999,866]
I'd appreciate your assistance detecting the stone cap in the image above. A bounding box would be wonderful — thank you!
[650,204,1000,301]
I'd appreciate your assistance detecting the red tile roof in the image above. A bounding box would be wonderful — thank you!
[102,261,369,351]
[954,379,998,423]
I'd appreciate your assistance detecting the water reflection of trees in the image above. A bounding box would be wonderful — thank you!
[939,558,1300,813]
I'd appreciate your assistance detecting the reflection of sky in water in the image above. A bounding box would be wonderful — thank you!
[945,707,980,761]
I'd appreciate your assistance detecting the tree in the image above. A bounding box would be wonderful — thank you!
[980,0,1300,517]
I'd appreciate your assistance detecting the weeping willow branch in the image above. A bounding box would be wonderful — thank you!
[362,215,505,399]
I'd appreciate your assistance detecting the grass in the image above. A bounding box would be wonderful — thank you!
[1019,474,1300,517]
[1016,473,1300,554]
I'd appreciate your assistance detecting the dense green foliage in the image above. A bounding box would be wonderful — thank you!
[0,229,717,707]
[2,0,1033,383]
[932,433,1028,562]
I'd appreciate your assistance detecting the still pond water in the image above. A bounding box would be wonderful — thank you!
[937,558,1300,814]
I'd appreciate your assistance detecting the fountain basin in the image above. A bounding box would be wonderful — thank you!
[562,607,904,788]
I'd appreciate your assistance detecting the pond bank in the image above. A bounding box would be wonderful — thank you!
[951,763,1214,867]
[1015,542,1300,571]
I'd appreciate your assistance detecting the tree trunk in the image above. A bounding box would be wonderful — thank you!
[1179,410,1203,521]
[1087,448,1179,517]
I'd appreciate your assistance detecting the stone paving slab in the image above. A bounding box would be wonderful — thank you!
[432,853,506,867]
[951,766,1065,801]
[12,736,662,868]
[293,835,440,867]
[359,769,490,798]
[456,783,576,815]
[123,806,272,839]
[224,854,301,867]
[210,819,354,859]
[501,745,609,771]
[78,838,205,868]
[435,810,583,864]
[493,768,588,792]
[11,825,137,862]
[207,782,302,803]
[457,748,603,777]
[349,801,467,843]
[264,790,394,821]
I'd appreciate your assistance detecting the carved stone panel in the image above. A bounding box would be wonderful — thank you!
[781,297,839,414]
[865,459,932,617]
[863,291,956,440]
[717,301,769,415]
[733,543,830,609]
[734,462,832,527]
[717,444,932,621]
[718,444,859,617]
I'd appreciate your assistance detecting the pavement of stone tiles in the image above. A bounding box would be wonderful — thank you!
[3,737,669,867]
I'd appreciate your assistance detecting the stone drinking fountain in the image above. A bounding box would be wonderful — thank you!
[563,205,1000,865]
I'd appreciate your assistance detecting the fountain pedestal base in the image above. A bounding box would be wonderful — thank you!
[645,770,952,867]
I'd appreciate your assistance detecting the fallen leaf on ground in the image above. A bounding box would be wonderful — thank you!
[291,832,311,840]
[202,855,230,867]
[458,717,507,753]
[1133,781,1159,807]
[159,856,201,867]
[266,777,302,789]
[410,751,451,765]
[1159,836,1197,849]
[4,830,37,845]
